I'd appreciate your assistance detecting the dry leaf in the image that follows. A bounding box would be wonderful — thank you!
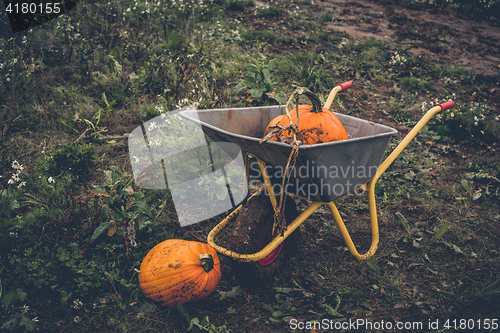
[107,224,118,236]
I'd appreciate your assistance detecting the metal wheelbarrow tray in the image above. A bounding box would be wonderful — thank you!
[179,87,455,263]
[180,106,397,202]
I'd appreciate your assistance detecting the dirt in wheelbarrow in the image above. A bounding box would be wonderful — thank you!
[161,1,500,332]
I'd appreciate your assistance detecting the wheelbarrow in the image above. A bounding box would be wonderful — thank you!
[179,81,455,264]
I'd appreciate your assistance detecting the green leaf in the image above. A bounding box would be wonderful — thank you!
[235,81,247,93]
[1,290,15,309]
[395,212,411,234]
[10,199,19,210]
[177,303,191,326]
[267,58,276,71]
[105,170,113,184]
[129,201,154,218]
[90,221,116,244]
[461,179,470,192]
[262,68,272,86]
[115,296,127,310]
[102,196,113,207]
[242,76,256,87]
[250,88,266,99]
[244,63,260,75]
[103,198,126,218]
[267,92,286,104]
[0,288,26,310]
[426,222,449,244]
[105,100,116,115]
[102,92,109,107]
[17,289,26,303]
[319,303,343,317]
[92,185,106,194]
[366,259,379,273]
[132,191,145,200]
[214,185,228,200]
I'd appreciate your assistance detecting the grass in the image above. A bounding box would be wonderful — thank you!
[1,0,500,331]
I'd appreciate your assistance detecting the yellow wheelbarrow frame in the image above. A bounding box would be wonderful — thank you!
[207,84,455,262]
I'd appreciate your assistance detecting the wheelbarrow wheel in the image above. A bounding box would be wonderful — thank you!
[227,192,300,287]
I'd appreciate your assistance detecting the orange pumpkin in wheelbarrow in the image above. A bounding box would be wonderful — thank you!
[265,87,348,145]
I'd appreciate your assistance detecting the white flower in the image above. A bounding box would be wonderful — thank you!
[147,122,157,131]
[74,316,81,323]
[73,299,83,310]
[17,181,26,188]
[8,178,15,184]
[32,317,39,322]
[48,177,55,183]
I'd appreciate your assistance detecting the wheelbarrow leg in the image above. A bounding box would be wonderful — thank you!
[326,102,456,260]
[325,177,379,260]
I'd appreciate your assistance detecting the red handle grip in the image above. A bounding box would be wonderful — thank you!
[336,81,353,91]
[436,101,455,111]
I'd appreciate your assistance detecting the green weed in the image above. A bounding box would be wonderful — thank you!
[236,57,285,104]
[433,100,499,142]
[398,76,433,93]
[277,52,337,97]
[256,4,282,17]
[49,142,95,182]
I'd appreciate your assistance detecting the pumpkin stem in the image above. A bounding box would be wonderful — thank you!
[198,254,214,273]
[296,87,323,113]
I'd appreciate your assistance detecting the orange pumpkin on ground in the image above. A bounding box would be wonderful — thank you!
[138,239,221,308]
[266,88,348,145]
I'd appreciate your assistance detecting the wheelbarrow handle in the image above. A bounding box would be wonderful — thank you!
[336,81,353,91]
[363,100,456,188]
[324,81,352,110]
[436,100,456,111]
